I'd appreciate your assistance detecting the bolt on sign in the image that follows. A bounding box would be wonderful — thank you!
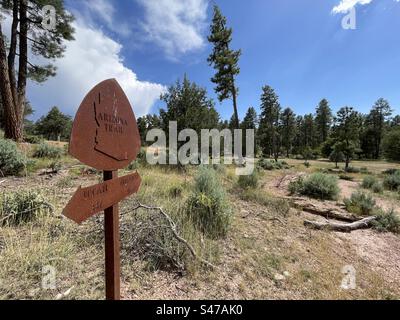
[62,79,142,300]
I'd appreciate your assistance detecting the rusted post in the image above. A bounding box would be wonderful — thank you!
[104,170,120,300]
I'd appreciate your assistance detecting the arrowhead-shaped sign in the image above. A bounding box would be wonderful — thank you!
[63,172,141,224]
[69,79,141,171]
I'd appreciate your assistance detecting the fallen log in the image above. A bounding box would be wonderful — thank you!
[299,203,359,222]
[284,198,358,222]
[304,216,376,232]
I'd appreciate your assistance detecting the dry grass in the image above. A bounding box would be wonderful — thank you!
[0,155,400,299]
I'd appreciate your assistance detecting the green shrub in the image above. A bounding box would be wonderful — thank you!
[339,174,353,181]
[49,160,62,173]
[344,191,376,216]
[0,138,27,176]
[0,190,52,225]
[383,172,400,191]
[382,169,400,175]
[186,165,231,238]
[372,209,400,234]
[345,166,360,173]
[258,159,274,170]
[360,167,370,174]
[33,143,63,159]
[127,161,138,170]
[372,182,384,194]
[362,175,378,189]
[288,173,339,200]
[24,135,43,144]
[238,170,259,189]
[304,161,311,168]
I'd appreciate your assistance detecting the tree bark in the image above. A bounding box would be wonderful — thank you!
[231,77,240,129]
[0,22,20,141]
[1,0,27,141]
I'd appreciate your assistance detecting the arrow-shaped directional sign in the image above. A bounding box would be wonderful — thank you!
[63,172,141,224]
[63,79,142,300]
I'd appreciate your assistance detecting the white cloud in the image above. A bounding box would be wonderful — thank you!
[136,0,208,58]
[79,0,132,37]
[28,20,166,118]
[332,0,373,13]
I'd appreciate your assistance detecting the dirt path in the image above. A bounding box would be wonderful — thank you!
[263,171,400,298]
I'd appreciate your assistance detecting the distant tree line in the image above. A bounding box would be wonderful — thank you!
[138,77,400,164]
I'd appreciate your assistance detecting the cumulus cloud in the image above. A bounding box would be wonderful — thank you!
[80,0,132,37]
[28,20,166,118]
[332,0,373,13]
[136,0,208,58]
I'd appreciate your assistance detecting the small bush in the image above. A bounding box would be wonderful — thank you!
[339,174,354,181]
[258,159,289,171]
[0,139,27,176]
[360,167,370,174]
[127,161,138,170]
[288,173,339,200]
[383,172,400,191]
[238,170,259,189]
[372,182,384,194]
[24,135,43,144]
[372,209,400,234]
[382,169,400,175]
[345,166,360,173]
[344,191,376,216]
[187,166,231,238]
[304,161,311,168]
[49,160,62,173]
[33,143,63,159]
[0,190,51,225]
[362,175,378,189]
[258,159,274,170]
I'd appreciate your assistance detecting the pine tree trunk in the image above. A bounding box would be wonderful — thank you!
[0,22,22,141]
[231,79,240,129]
[0,2,25,142]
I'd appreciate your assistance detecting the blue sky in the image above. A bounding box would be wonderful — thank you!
[22,0,400,120]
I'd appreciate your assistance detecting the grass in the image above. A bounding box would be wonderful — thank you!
[1,153,400,299]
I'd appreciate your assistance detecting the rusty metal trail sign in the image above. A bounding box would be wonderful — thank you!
[63,79,141,300]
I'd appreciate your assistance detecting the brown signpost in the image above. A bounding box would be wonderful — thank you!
[63,79,142,300]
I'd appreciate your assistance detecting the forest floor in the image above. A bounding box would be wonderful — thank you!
[0,151,399,300]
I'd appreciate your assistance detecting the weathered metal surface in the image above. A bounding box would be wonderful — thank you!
[62,172,141,224]
[69,78,141,171]
[104,171,120,300]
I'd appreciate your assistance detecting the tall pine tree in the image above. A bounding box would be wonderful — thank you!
[315,99,332,144]
[259,85,281,160]
[0,0,74,141]
[207,5,241,129]
[280,107,296,157]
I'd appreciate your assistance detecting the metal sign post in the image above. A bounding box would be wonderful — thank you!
[62,79,142,300]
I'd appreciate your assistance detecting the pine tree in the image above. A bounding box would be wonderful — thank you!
[259,85,281,160]
[366,98,392,159]
[207,5,241,129]
[332,106,362,169]
[315,99,332,144]
[241,107,258,154]
[0,0,74,141]
[280,107,296,157]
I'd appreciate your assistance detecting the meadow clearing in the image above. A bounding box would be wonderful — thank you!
[0,141,399,300]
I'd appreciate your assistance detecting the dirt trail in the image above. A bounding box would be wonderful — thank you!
[265,171,400,296]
